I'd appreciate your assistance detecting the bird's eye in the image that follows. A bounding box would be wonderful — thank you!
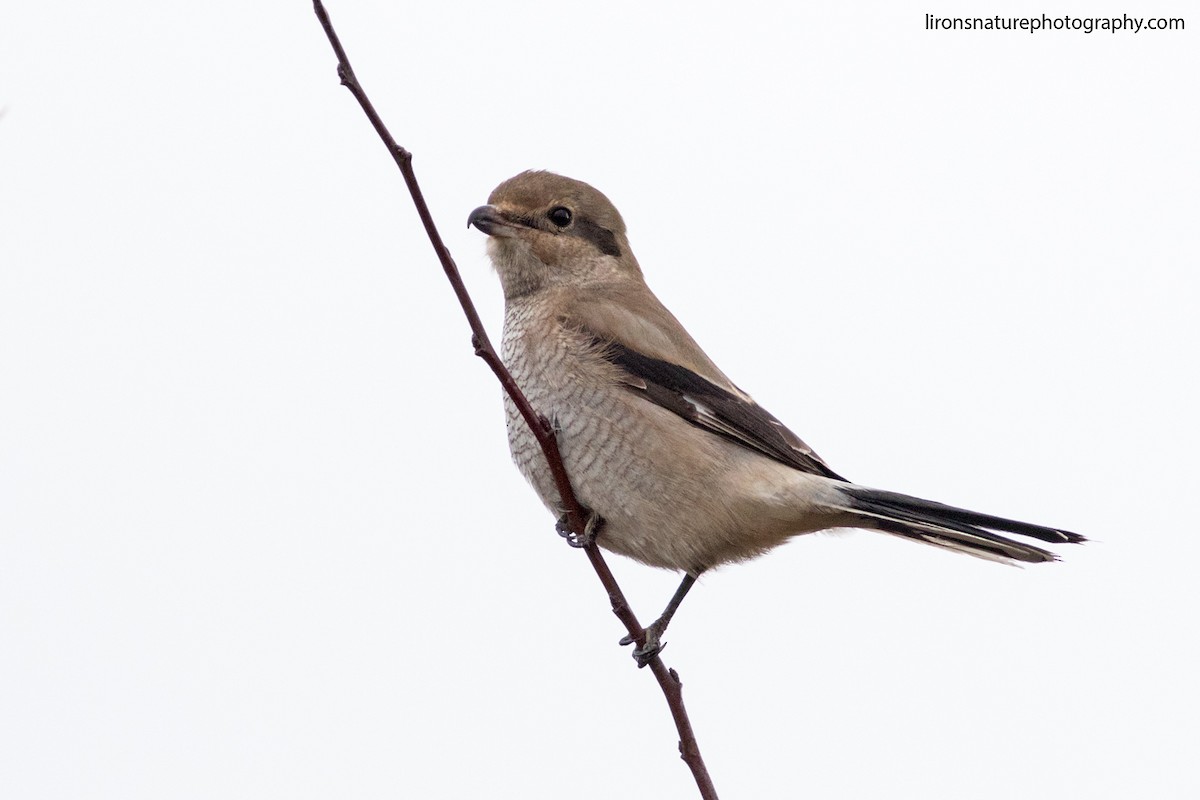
[548,206,573,228]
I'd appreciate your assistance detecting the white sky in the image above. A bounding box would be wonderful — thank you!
[2,2,1197,798]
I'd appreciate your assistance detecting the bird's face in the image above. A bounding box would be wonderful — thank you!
[468,171,637,299]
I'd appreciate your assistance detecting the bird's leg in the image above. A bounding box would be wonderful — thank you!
[620,570,703,667]
[556,508,602,548]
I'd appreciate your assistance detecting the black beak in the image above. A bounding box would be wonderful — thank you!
[467,205,508,235]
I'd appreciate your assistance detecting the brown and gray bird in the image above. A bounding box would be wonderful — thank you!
[469,170,1083,660]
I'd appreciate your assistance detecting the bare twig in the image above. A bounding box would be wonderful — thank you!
[311,2,717,797]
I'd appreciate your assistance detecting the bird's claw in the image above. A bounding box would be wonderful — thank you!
[555,509,602,549]
[619,624,666,668]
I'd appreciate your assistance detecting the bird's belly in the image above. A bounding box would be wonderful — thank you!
[504,382,821,571]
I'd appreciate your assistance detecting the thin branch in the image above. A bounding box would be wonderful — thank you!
[311,2,717,797]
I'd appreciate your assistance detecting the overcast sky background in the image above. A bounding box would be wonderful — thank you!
[2,2,1197,798]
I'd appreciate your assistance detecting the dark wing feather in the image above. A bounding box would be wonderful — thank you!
[595,336,847,481]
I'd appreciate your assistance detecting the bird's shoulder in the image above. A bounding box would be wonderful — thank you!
[555,283,739,392]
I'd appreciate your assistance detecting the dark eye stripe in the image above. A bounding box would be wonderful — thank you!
[575,219,621,257]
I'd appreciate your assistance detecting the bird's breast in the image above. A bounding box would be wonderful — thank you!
[500,302,624,513]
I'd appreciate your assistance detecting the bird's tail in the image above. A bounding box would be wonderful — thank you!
[837,484,1086,564]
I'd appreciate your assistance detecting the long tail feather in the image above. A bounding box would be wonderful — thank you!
[839,485,1086,564]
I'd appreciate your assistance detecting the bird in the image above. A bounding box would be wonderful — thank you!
[468,170,1084,663]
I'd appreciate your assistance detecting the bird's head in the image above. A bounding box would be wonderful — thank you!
[468,171,639,299]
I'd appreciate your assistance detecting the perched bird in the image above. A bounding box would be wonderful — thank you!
[468,170,1083,662]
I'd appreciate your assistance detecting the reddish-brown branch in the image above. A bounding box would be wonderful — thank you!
[311,3,717,798]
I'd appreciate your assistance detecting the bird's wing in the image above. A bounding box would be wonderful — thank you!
[563,285,845,479]
[595,337,846,480]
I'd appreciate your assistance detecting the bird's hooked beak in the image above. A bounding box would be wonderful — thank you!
[467,205,522,238]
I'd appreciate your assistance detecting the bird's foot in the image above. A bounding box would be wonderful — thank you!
[619,619,668,668]
[555,509,602,549]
